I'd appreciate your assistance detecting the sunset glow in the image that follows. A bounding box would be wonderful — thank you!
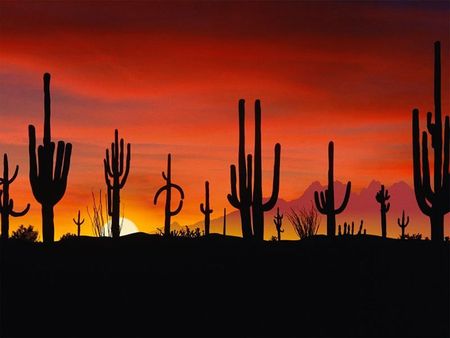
[0,2,448,239]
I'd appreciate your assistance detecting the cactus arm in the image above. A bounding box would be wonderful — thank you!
[103,160,113,189]
[397,217,401,226]
[314,191,326,214]
[10,202,30,217]
[119,143,130,188]
[200,203,205,213]
[153,186,166,205]
[262,143,281,212]
[421,133,433,201]
[335,181,351,214]
[105,149,113,177]
[227,165,241,208]
[119,138,124,176]
[171,199,183,216]
[54,141,65,180]
[320,191,327,209]
[386,203,390,212]
[413,109,433,215]
[28,125,38,180]
[406,216,410,226]
[8,165,19,184]
[162,171,168,181]
[443,116,449,211]
[246,154,252,201]
[171,183,185,199]
[73,217,77,223]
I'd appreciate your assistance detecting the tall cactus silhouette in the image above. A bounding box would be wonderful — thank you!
[412,41,449,241]
[200,181,213,235]
[228,99,281,240]
[314,141,351,237]
[104,129,131,238]
[252,100,281,240]
[397,210,409,240]
[154,154,184,237]
[227,100,253,238]
[0,154,30,239]
[73,210,85,237]
[375,185,390,238]
[29,73,72,243]
[273,207,284,241]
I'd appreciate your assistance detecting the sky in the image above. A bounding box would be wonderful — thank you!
[0,1,449,239]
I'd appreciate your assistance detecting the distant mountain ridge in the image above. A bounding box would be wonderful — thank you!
[187,180,443,239]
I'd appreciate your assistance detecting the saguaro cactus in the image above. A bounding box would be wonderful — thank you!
[29,73,72,243]
[314,142,351,237]
[412,41,449,241]
[0,154,30,239]
[104,129,131,239]
[375,185,390,238]
[73,210,85,237]
[252,100,281,240]
[227,100,253,239]
[154,154,184,236]
[397,210,409,240]
[228,99,281,240]
[273,207,284,241]
[200,181,213,235]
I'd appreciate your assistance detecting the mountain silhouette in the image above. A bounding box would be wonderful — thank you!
[190,180,436,239]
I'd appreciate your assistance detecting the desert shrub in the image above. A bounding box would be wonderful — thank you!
[287,204,321,239]
[60,233,77,241]
[403,233,423,240]
[11,225,39,242]
[157,226,203,238]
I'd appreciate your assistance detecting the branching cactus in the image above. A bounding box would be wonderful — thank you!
[273,207,284,241]
[228,99,281,240]
[104,129,131,239]
[252,100,281,240]
[227,100,253,238]
[397,210,409,240]
[73,210,85,237]
[375,185,390,238]
[0,154,30,239]
[154,154,184,237]
[314,141,351,237]
[356,220,365,235]
[29,73,72,243]
[200,181,213,235]
[412,41,449,241]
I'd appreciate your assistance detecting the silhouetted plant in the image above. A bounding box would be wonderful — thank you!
[397,210,409,240]
[29,73,72,243]
[87,190,110,237]
[11,225,38,242]
[403,233,423,240]
[223,208,227,236]
[0,154,30,239]
[314,141,351,237]
[104,129,131,239]
[157,225,202,238]
[273,207,284,241]
[375,185,390,238]
[73,210,84,237]
[154,154,184,237]
[228,99,281,240]
[338,220,365,236]
[287,204,321,240]
[200,181,213,235]
[59,233,77,241]
[412,41,449,242]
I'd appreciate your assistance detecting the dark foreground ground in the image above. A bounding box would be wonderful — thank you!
[0,233,449,337]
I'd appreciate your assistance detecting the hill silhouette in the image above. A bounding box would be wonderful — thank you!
[190,180,436,239]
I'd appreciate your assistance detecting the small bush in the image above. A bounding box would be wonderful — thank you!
[157,226,203,238]
[11,225,39,242]
[60,233,77,241]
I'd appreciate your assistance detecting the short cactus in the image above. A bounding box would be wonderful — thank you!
[73,210,85,237]
[200,181,213,235]
[376,185,390,238]
[397,210,410,240]
[273,207,284,241]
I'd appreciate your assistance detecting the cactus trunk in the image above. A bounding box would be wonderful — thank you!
[200,181,213,236]
[314,142,351,237]
[104,129,131,239]
[412,41,449,242]
[42,205,54,243]
[223,208,226,236]
[28,73,72,243]
[154,154,184,237]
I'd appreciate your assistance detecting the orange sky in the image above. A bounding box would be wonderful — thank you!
[0,1,449,239]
